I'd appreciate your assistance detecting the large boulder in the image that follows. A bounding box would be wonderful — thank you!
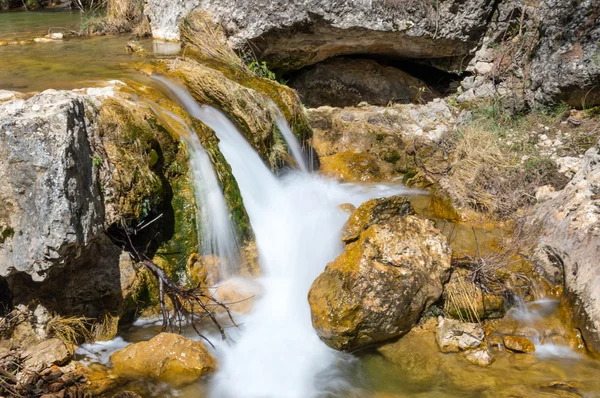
[0,90,104,281]
[308,196,452,351]
[525,140,600,353]
[146,0,496,71]
[0,89,140,318]
[110,333,216,386]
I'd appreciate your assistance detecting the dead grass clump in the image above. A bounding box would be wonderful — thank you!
[92,313,120,341]
[444,125,515,215]
[47,315,93,346]
[81,0,150,37]
[180,11,249,73]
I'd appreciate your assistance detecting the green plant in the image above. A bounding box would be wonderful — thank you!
[248,60,277,81]
[92,154,102,168]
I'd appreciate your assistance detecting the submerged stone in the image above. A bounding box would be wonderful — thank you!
[503,335,536,353]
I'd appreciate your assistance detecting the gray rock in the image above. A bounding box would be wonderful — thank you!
[0,90,104,281]
[436,317,485,352]
[525,140,600,352]
[146,0,496,71]
[529,0,600,107]
[0,89,137,318]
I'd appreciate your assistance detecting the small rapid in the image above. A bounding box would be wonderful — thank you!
[153,76,416,397]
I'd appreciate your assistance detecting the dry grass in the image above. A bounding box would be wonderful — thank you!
[443,125,515,215]
[47,315,93,346]
[91,313,120,341]
[444,273,483,323]
[180,11,250,73]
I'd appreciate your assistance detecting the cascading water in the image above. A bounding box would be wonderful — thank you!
[274,112,309,172]
[145,102,241,279]
[186,132,241,278]
[154,76,417,397]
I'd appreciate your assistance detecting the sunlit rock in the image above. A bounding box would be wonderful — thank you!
[309,196,451,351]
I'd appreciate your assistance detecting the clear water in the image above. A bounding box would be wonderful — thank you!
[0,10,153,92]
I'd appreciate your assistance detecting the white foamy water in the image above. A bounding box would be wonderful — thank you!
[275,112,309,172]
[76,337,131,365]
[155,76,418,397]
[145,99,241,279]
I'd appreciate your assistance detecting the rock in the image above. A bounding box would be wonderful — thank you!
[291,57,433,107]
[524,140,600,352]
[529,0,600,107]
[45,33,64,40]
[503,335,536,353]
[146,0,496,71]
[319,151,386,182]
[474,61,493,75]
[463,346,494,366]
[535,185,557,203]
[0,90,104,281]
[110,333,216,387]
[435,317,485,352]
[34,37,55,43]
[308,196,451,350]
[21,338,72,372]
[341,196,414,243]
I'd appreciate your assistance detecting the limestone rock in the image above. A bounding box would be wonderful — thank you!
[146,0,496,71]
[21,338,72,372]
[463,346,494,366]
[0,90,104,281]
[291,57,432,107]
[110,333,216,386]
[341,196,414,243]
[503,335,536,353]
[308,196,451,350]
[435,317,485,353]
[529,0,600,107]
[525,140,600,352]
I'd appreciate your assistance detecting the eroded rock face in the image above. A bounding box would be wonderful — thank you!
[0,91,104,281]
[529,0,600,107]
[308,196,452,351]
[146,0,496,71]
[525,140,600,353]
[110,333,216,386]
[291,57,432,107]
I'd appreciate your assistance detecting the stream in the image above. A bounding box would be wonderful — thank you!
[3,8,600,398]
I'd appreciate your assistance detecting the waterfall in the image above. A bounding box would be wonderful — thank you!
[274,112,309,172]
[154,76,417,397]
[145,103,241,279]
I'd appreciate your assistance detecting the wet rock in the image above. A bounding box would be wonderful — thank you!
[21,338,72,373]
[45,33,64,40]
[291,57,432,108]
[110,333,216,387]
[463,346,494,366]
[435,317,485,352]
[503,335,535,353]
[525,140,600,352]
[308,196,451,350]
[34,37,55,43]
[341,196,414,243]
[319,151,385,182]
[146,0,495,72]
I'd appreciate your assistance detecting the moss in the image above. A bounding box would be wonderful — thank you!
[190,119,252,242]
[383,150,402,164]
[0,226,14,244]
